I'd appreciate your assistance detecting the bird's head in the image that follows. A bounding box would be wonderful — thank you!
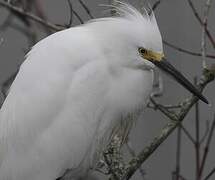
[86,1,163,69]
[86,1,208,104]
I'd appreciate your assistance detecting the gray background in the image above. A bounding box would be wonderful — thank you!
[0,0,215,179]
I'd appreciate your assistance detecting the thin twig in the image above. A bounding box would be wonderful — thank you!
[163,105,182,109]
[201,0,213,68]
[121,68,215,180]
[199,114,215,178]
[180,124,196,145]
[200,120,210,144]
[201,18,207,68]
[194,77,201,180]
[0,1,37,45]
[148,101,182,110]
[163,41,215,59]
[59,0,83,28]
[66,0,73,27]
[78,0,94,19]
[186,0,215,49]
[0,0,63,31]
[185,0,203,26]
[150,97,179,120]
[152,0,163,11]
[203,167,215,180]
[175,126,182,180]
[66,1,84,25]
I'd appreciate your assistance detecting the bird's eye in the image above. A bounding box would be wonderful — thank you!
[138,48,147,55]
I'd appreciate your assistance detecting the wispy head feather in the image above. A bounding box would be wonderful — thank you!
[85,1,163,58]
[99,0,156,25]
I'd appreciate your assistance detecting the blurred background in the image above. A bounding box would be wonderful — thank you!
[0,0,215,179]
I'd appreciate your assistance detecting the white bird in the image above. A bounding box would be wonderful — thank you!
[0,1,208,180]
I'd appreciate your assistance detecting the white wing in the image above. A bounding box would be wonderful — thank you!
[0,27,109,180]
[0,17,154,180]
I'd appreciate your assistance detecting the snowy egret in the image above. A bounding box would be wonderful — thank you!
[0,1,208,180]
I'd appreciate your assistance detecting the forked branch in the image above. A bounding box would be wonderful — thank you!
[105,68,215,180]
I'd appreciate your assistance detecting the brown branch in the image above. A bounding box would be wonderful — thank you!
[199,114,215,178]
[186,0,215,49]
[175,126,182,180]
[0,0,63,31]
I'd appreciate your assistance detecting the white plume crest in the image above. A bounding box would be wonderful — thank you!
[101,0,156,24]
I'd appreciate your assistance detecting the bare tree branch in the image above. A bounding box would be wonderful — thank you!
[199,114,215,178]
[152,0,163,11]
[174,126,182,180]
[0,0,63,31]
[78,0,94,19]
[65,0,73,27]
[186,0,215,49]
[67,0,84,24]
[200,120,210,144]
[201,0,213,68]
[72,9,84,24]
[194,77,201,180]
[180,124,196,144]
[204,167,215,180]
[120,68,215,180]
[1,1,215,180]
[163,41,215,59]
[149,97,179,120]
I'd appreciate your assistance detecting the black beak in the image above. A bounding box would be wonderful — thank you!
[152,59,208,104]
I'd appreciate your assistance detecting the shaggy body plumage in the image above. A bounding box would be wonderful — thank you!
[0,2,162,180]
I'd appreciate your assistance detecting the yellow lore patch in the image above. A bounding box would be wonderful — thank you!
[138,48,164,61]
